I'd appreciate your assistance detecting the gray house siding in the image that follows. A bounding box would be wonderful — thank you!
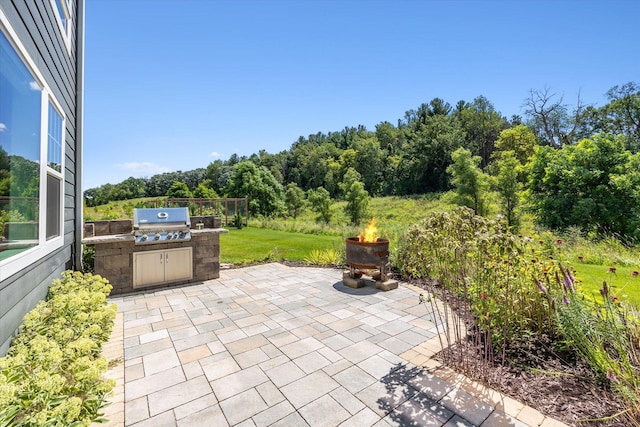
[0,0,83,355]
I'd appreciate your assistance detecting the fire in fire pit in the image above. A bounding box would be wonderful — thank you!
[344,219,398,291]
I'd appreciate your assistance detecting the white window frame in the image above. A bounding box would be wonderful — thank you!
[0,11,66,281]
[50,0,72,54]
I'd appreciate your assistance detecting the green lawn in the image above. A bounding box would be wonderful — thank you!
[569,261,640,307]
[220,227,344,265]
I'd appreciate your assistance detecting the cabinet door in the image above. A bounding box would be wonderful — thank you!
[164,247,193,283]
[133,250,165,288]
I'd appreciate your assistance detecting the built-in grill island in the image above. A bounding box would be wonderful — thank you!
[82,208,227,295]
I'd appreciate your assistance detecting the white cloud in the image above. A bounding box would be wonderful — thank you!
[0,123,6,132]
[116,162,171,176]
[29,81,41,91]
[209,151,223,158]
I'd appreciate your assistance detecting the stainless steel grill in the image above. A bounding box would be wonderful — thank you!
[133,207,191,245]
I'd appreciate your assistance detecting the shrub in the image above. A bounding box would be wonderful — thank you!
[0,271,117,426]
[397,207,567,356]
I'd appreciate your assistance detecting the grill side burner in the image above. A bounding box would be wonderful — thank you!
[133,207,191,245]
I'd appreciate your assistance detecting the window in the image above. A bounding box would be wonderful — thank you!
[0,14,65,279]
[51,0,72,53]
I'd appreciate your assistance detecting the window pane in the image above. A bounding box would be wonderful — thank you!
[48,103,62,172]
[54,0,67,31]
[0,31,41,261]
[46,174,60,240]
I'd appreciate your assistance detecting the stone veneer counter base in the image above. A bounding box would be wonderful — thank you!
[83,228,227,295]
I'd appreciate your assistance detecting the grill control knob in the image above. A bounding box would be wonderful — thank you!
[154,233,161,240]
[178,231,185,239]
[167,232,173,239]
[141,234,148,241]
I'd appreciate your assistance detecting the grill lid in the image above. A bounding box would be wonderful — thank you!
[133,207,191,229]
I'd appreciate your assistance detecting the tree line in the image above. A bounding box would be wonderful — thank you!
[84,82,640,238]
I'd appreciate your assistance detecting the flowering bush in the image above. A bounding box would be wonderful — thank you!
[397,207,640,423]
[397,207,570,353]
[0,271,117,426]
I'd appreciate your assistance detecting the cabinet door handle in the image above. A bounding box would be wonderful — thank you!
[160,253,163,264]
[166,253,169,263]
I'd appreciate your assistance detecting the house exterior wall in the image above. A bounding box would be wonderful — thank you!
[0,0,83,355]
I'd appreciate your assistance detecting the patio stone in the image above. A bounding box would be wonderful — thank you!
[280,336,324,359]
[479,411,529,427]
[386,391,454,426]
[357,354,400,380]
[265,360,306,387]
[177,344,211,364]
[138,328,169,344]
[299,394,350,426]
[124,337,173,360]
[235,347,270,369]
[322,334,354,351]
[355,379,418,418]
[440,387,494,426]
[252,400,296,426]
[280,370,340,409]
[407,371,455,401]
[333,365,377,394]
[220,388,268,425]
[124,396,148,425]
[182,360,204,380]
[443,415,475,427]
[172,330,219,351]
[176,404,228,427]
[225,334,270,355]
[129,410,176,427]
[101,263,570,427]
[201,355,240,381]
[256,380,286,406]
[126,366,185,401]
[339,407,383,427]
[338,340,384,364]
[210,365,269,401]
[293,350,331,374]
[269,411,310,427]
[142,347,180,376]
[329,386,366,415]
[147,375,211,416]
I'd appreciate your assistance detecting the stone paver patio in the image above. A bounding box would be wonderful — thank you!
[98,263,568,427]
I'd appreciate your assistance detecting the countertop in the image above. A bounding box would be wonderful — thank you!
[82,228,228,245]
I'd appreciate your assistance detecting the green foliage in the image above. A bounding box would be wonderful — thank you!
[398,207,567,352]
[399,207,640,422]
[492,151,521,229]
[193,181,218,199]
[307,187,332,224]
[0,271,117,426]
[166,181,193,199]
[233,211,244,229]
[494,124,537,166]
[557,281,640,421]
[224,161,284,217]
[526,134,640,240]
[446,147,489,215]
[344,180,369,225]
[303,248,344,267]
[284,183,305,218]
[82,246,95,273]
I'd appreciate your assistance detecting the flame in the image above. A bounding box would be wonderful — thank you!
[358,218,378,243]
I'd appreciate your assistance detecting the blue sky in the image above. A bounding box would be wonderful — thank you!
[83,0,640,189]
